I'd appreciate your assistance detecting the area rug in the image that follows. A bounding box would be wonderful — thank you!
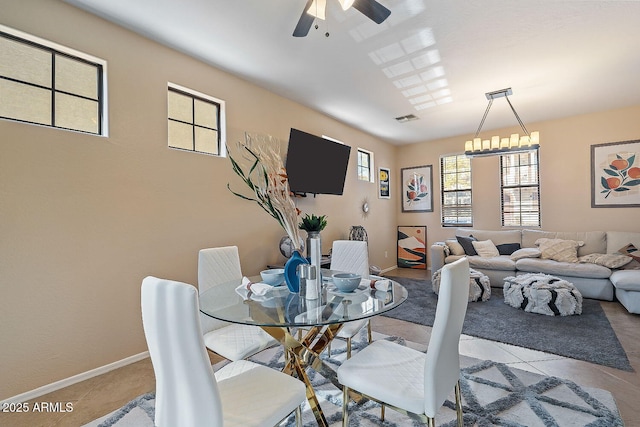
[83,331,623,427]
[383,276,633,372]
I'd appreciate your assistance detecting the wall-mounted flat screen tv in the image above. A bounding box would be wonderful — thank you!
[285,128,351,195]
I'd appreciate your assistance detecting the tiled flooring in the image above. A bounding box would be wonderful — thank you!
[2,267,638,426]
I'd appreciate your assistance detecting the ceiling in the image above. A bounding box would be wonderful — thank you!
[63,0,640,145]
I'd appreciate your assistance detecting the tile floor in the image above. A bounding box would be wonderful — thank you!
[1,267,638,427]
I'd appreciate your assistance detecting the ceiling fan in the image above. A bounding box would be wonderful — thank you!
[293,0,391,37]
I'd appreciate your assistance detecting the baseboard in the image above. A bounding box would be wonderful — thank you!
[1,351,149,404]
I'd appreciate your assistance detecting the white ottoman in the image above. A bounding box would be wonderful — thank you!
[503,273,583,316]
[432,267,491,302]
[610,270,640,314]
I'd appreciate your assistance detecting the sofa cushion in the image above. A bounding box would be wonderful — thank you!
[515,258,611,279]
[468,255,516,271]
[457,235,478,255]
[472,240,500,257]
[497,243,521,255]
[510,248,541,261]
[579,253,633,269]
[456,229,522,246]
[536,238,584,263]
[610,270,640,291]
[445,239,465,256]
[523,230,606,256]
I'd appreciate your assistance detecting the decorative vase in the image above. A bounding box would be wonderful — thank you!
[306,231,321,259]
[284,250,308,293]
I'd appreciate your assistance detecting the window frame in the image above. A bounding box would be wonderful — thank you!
[500,150,541,227]
[440,153,473,227]
[357,147,375,183]
[167,82,226,157]
[0,24,108,136]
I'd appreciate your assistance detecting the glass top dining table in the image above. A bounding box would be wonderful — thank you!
[198,271,407,328]
[199,271,407,427]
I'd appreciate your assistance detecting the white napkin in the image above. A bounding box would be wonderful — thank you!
[368,279,391,292]
[235,277,273,298]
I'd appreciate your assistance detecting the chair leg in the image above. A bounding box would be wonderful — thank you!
[455,379,463,427]
[381,403,385,421]
[367,320,372,343]
[427,416,435,427]
[295,405,302,427]
[342,386,349,427]
[346,337,352,359]
[327,342,332,357]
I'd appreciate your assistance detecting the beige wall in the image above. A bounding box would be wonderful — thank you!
[398,105,640,262]
[0,0,398,399]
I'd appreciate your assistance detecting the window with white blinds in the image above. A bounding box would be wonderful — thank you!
[167,83,225,156]
[500,151,541,227]
[0,25,106,135]
[440,154,472,227]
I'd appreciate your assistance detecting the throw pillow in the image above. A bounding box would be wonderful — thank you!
[445,239,465,256]
[510,248,542,261]
[456,235,478,256]
[535,238,584,263]
[497,242,521,256]
[472,239,500,257]
[579,253,633,269]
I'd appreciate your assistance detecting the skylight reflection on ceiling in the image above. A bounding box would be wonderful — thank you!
[357,0,451,114]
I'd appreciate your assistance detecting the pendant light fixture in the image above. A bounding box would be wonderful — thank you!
[464,88,539,157]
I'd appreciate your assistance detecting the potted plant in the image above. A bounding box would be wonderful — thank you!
[299,214,327,258]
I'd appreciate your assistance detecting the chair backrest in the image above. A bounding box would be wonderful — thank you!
[423,257,470,417]
[198,246,243,294]
[141,276,223,427]
[330,240,369,277]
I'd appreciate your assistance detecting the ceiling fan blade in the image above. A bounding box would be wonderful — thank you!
[293,0,315,37]
[352,0,391,24]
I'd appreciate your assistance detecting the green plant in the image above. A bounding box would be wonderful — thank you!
[298,214,327,232]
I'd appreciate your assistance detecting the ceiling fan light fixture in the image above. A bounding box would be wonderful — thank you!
[338,0,356,10]
[306,0,327,20]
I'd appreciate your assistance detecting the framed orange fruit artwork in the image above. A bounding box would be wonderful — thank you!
[591,139,640,208]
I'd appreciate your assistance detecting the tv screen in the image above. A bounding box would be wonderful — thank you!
[285,128,351,195]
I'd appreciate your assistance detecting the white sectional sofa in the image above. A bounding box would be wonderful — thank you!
[430,229,640,313]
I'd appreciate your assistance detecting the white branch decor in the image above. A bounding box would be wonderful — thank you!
[227,133,303,251]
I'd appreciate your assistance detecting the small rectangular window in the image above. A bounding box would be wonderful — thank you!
[167,83,225,156]
[440,154,472,226]
[357,148,374,182]
[0,25,106,135]
[501,151,541,227]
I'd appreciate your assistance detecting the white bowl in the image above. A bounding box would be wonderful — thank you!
[260,269,285,286]
[332,273,362,293]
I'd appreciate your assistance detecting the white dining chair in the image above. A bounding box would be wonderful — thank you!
[329,240,372,358]
[337,257,470,427]
[141,276,306,427]
[198,246,277,361]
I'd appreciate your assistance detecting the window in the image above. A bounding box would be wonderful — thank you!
[501,151,540,227]
[440,154,472,226]
[167,83,225,156]
[0,25,106,135]
[357,148,374,182]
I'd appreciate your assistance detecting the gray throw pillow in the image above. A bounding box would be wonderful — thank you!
[456,235,477,256]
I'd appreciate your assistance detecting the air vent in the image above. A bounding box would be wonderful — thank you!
[395,114,419,123]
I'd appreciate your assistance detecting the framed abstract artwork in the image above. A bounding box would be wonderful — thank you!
[378,167,390,199]
[591,140,640,208]
[401,165,433,212]
[397,226,427,269]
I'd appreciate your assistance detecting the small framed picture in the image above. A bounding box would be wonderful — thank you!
[378,167,390,199]
[591,140,640,208]
[401,165,433,212]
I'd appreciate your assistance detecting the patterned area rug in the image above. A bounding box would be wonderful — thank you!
[83,331,623,427]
